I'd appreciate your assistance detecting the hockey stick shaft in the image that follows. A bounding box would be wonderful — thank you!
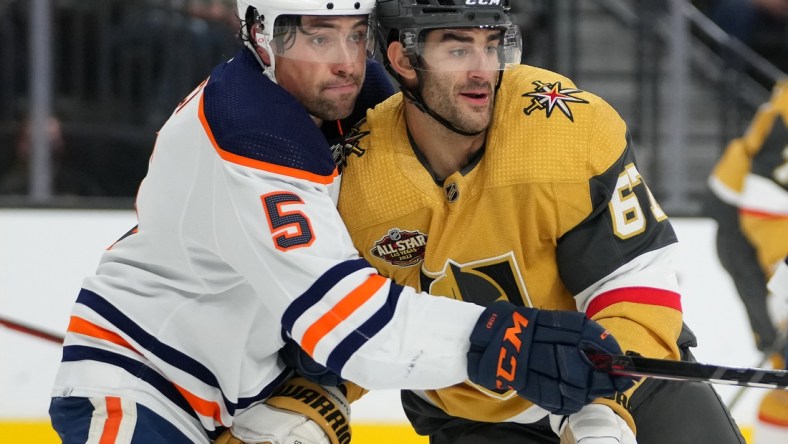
[585,350,788,389]
[0,315,64,345]
[726,332,787,409]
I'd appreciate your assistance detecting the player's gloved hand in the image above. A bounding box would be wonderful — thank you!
[549,404,637,444]
[467,301,635,415]
[215,376,351,444]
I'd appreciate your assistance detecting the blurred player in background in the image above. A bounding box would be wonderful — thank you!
[47,0,634,443]
[707,78,788,444]
[333,0,746,443]
[0,116,105,197]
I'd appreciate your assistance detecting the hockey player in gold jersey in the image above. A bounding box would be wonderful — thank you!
[707,79,788,444]
[334,0,746,443]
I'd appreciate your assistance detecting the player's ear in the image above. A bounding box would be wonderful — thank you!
[252,23,272,66]
[388,42,416,83]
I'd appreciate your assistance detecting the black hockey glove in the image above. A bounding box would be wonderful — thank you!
[467,301,635,415]
[281,336,345,387]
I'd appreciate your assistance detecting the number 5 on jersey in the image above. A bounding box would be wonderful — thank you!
[262,192,315,251]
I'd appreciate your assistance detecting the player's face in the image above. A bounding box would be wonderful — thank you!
[274,16,369,121]
[418,29,500,133]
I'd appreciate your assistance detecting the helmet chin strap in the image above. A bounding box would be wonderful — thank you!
[262,64,277,84]
[247,41,330,124]
[400,68,504,138]
[246,37,278,84]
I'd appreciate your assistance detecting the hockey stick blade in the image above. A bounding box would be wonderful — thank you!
[585,349,788,390]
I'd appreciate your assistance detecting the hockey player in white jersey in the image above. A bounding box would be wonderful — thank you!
[48,1,634,443]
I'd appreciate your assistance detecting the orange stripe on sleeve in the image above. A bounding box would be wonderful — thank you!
[67,316,136,352]
[174,384,225,426]
[197,93,338,185]
[586,287,682,318]
[301,274,387,356]
[98,396,122,444]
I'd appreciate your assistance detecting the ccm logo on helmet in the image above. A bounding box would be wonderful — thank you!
[466,0,502,5]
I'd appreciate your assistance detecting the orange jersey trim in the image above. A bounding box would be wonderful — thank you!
[197,93,338,185]
[301,274,387,356]
[174,384,226,426]
[67,316,137,352]
[99,396,122,444]
[586,287,682,318]
[69,316,227,426]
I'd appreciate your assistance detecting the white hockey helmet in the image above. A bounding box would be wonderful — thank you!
[238,0,376,80]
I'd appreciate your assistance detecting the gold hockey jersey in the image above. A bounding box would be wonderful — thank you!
[337,65,684,430]
[709,79,788,276]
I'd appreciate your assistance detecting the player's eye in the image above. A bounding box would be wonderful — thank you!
[348,30,368,44]
[310,35,328,46]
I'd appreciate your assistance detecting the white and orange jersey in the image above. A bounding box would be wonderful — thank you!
[51,48,484,442]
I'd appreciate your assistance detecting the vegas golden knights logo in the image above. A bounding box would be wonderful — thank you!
[421,252,532,400]
[420,252,531,308]
[522,80,588,122]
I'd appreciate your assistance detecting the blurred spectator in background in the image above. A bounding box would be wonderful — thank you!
[0,116,105,197]
[509,0,543,64]
[111,0,240,128]
[0,0,242,200]
[706,78,788,444]
[703,0,788,72]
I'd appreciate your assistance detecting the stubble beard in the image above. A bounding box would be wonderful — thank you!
[421,72,494,134]
[306,74,364,121]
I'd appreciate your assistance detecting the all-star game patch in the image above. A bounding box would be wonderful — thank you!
[370,228,428,267]
[522,80,589,122]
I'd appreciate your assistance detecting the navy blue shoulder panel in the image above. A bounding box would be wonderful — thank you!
[202,48,336,177]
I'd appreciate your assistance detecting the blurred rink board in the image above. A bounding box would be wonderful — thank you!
[0,421,428,443]
[0,210,763,442]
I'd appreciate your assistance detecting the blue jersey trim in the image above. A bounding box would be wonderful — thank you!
[281,258,372,334]
[203,49,336,177]
[326,283,402,372]
[75,289,234,414]
[62,345,199,422]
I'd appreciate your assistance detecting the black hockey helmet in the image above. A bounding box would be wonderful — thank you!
[373,0,521,137]
[374,0,521,71]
